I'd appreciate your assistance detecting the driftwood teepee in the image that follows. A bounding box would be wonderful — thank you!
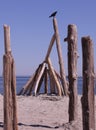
[18,17,69,96]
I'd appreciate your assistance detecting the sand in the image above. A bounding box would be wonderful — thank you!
[0,94,95,130]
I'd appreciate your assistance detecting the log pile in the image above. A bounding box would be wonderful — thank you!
[18,17,69,96]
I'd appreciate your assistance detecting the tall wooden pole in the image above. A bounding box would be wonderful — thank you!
[64,24,78,122]
[81,36,95,130]
[53,18,68,96]
[3,25,18,130]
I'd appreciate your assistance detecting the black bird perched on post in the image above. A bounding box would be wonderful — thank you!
[49,11,57,18]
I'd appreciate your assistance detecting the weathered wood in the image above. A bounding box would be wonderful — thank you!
[45,33,55,61]
[11,58,18,130]
[4,25,11,54]
[34,63,46,96]
[47,58,62,96]
[81,36,95,130]
[53,17,68,96]
[3,24,18,130]
[3,55,11,130]
[19,63,43,95]
[54,70,65,95]
[28,63,43,95]
[64,24,78,122]
[54,70,62,80]
[8,55,13,130]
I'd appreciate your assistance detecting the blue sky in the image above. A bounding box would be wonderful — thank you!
[0,0,96,76]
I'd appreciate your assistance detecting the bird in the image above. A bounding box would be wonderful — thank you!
[49,11,57,18]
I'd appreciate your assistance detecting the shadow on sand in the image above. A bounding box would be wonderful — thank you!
[18,122,59,129]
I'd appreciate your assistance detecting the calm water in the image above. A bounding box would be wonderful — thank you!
[0,76,96,95]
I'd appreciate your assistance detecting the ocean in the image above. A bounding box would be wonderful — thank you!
[0,76,96,95]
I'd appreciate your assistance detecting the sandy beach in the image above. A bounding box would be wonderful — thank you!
[0,94,96,130]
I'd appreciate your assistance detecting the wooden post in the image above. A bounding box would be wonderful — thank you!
[53,18,68,96]
[4,25,11,53]
[81,36,95,130]
[64,24,78,122]
[3,55,12,130]
[3,25,18,130]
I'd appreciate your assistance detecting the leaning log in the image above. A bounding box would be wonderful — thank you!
[34,62,46,96]
[53,17,68,96]
[28,63,43,95]
[47,58,62,96]
[45,33,55,61]
[37,67,46,94]
[81,36,95,130]
[64,24,78,122]
[19,63,43,95]
[18,73,35,95]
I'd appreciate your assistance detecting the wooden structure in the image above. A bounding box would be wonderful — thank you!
[64,24,78,122]
[18,17,68,96]
[3,25,18,130]
[81,36,95,130]
[1,17,95,130]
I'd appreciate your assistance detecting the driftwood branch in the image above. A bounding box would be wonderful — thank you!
[37,68,46,94]
[18,73,35,95]
[45,33,55,61]
[34,63,46,96]
[28,63,43,95]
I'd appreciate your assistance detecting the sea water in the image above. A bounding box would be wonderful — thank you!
[0,76,96,95]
